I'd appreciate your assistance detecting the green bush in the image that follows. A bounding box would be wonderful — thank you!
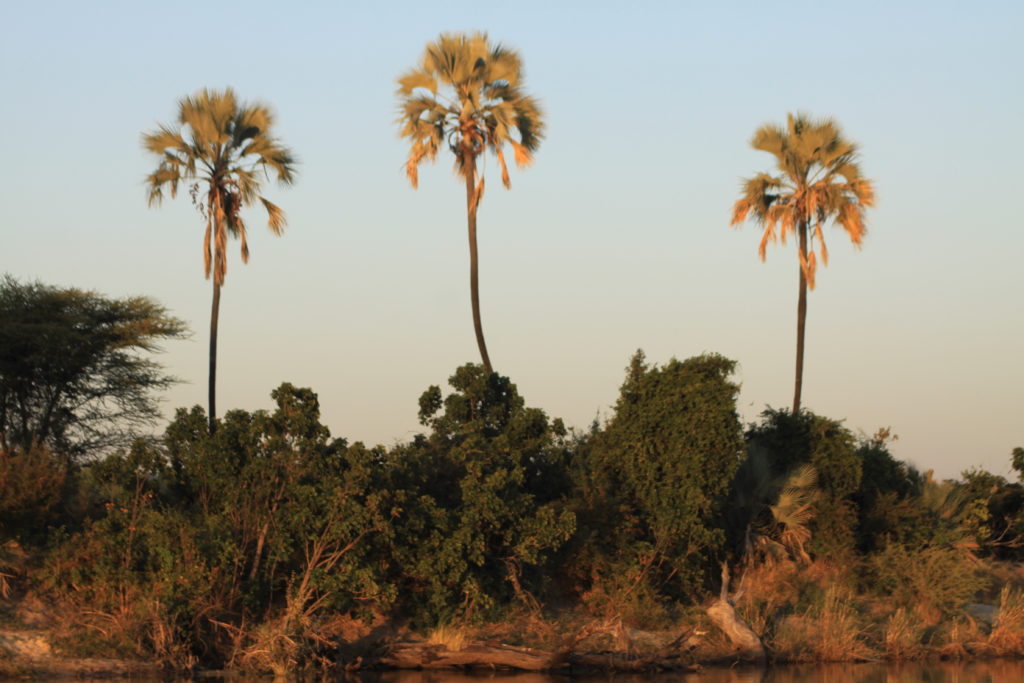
[0,445,67,540]
[385,364,575,623]
[570,351,745,603]
[869,543,987,622]
[745,409,863,559]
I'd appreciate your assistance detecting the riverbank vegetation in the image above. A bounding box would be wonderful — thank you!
[2,281,1024,674]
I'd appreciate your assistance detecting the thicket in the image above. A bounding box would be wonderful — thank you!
[4,283,1024,670]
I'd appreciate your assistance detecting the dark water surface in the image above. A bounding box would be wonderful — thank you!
[35,662,1024,682]
[370,661,1024,683]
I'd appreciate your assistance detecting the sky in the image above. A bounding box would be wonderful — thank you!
[2,0,1021,479]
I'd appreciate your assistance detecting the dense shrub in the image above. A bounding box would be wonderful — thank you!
[570,351,745,604]
[853,435,922,553]
[0,445,67,539]
[746,409,863,559]
[869,543,987,623]
[386,364,575,623]
[39,384,392,667]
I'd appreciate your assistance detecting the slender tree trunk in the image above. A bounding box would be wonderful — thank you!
[464,161,493,374]
[209,278,220,434]
[793,220,808,414]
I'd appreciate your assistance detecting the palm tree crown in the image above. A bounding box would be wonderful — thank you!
[143,87,296,286]
[397,32,544,190]
[730,113,874,289]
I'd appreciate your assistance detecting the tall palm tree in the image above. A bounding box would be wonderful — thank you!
[143,87,296,433]
[397,32,544,374]
[730,113,874,414]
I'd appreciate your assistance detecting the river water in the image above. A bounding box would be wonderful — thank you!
[371,661,1024,683]
[31,661,1024,681]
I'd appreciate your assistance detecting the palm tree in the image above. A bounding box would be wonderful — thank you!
[730,113,874,414]
[143,87,296,434]
[397,32,544,374]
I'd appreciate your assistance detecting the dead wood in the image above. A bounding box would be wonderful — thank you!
[706,562,766,662]
[374,624,703,673]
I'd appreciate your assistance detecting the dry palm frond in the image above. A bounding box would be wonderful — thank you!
[473,177,485,211]
[814,222,829,265]
[496,146,511,189]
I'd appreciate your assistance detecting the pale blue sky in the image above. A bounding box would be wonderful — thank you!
[2,0,1021,478]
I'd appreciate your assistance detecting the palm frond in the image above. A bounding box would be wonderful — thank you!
[495,146,511,189]
[509,139,532,167]
[798,245,812,287]
[238,220,249,264]
[768,464,820,562]
[397,69,438,95]
[731,198,753,226]
[473,176,485,211]
[836,200,867,246]
[815,222,829,266]
[203,215,212,278]
[145,165,182,206]
[751,122,786,158]
[141,125,188,155]
[234,104,273,140]
[260,197,287,235]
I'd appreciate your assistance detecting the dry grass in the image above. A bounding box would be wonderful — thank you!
[932,617,984,659]
[734,561,801,640]
[426,624,469,651]
[987,585,1024,656]
[883,607,924,660]
[48,591,194,669]
[770,586,875,662]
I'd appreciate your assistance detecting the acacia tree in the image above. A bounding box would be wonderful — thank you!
[397,33,544,373]
[143,88,296,433]
[730,113,874,413]
[0,276,186,457]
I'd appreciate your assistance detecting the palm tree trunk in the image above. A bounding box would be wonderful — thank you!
[464,162,493,374]
[209,278,220,434]
[793,220,808,414]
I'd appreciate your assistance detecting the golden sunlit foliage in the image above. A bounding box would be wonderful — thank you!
[142,88,296,286]
[730,113,874,290]
[396,32,544,190]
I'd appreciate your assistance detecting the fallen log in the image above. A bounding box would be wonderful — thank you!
[375,625,702,673]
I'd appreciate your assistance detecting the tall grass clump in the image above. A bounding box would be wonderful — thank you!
[883,607,924,660]
[733,561,808,642]
[771,585,875,662]
[988,586,1024,656]
[426,624,469,651]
